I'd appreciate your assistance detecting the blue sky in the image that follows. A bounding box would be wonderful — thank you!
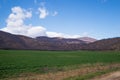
[0,0,120,39]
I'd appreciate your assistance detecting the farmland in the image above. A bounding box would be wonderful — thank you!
[0,50,120,80]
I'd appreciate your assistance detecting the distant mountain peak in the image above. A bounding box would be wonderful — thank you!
[78,37,97,43]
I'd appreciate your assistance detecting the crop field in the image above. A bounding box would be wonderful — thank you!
[0,50,120,80]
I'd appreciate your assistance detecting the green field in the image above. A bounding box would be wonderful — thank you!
[0,50,120,79]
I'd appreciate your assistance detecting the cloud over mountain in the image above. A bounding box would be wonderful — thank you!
[0,6,82,38]
[0,6,46,38]
[46,32,81,38]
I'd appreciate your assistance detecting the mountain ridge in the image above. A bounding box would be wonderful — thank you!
[81,37,120,51]
[0,31,120,51]
[0,31,87,50]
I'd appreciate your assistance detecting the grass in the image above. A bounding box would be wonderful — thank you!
[0,50,120,79]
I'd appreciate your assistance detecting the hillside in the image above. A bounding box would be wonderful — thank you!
[0,31,87,50]
[0,31,120,51]
[0,31,28,49]
[82,37,120,51]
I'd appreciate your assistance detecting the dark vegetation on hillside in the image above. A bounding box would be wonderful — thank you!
[0,31,120,51]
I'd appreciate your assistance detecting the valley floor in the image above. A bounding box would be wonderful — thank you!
[0,50,120,80]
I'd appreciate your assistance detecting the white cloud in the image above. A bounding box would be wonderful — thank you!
[6,7,32,27]
[38,7,49,19]
[46,32,81,38]
[38,2,49,19]
[46,32,63,38]
[0,6,85,39]
[38,2,58,19]
[28,26,46,38]
[52,11,58,16]
[0,6,46,38]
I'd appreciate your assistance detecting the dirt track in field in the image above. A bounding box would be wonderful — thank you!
[9,64,120,80]
[92,71,120,80]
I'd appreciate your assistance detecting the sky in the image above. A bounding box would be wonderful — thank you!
[0,0,120,39]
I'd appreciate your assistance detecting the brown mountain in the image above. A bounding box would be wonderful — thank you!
[0,31,28,49]
[0,31,86,50]
[35,36,87,50]
[82,37,120,51]
[1,31,119,51]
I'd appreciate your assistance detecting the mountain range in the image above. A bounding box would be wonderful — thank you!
[0,31,120,51]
